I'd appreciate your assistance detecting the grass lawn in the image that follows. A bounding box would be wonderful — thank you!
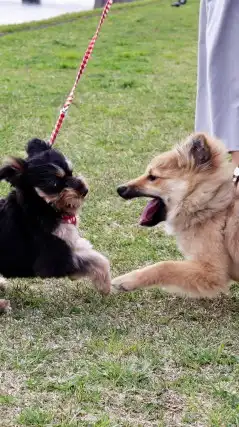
[0,0,238,425]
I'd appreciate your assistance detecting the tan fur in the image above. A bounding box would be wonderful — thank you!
[35,185,85,214]
[112,133,239,298]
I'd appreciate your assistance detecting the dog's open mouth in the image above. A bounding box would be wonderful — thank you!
[117,185,167,226]
[63,200,82,214]
[139,197,166,227]
[54,196,83,215]
[66,202,79,210]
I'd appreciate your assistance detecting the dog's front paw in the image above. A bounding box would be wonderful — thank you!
[91,267,111,296]
[111,272,139,293]
[96,276,111,296]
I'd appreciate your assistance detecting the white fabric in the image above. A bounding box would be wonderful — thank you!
[195,0,239,151]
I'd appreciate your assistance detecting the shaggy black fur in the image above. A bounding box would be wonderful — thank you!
[0,138,90,278]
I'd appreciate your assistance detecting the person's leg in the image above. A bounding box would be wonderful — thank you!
[208,0,239,164]
[231,152,239,166]
[195,0,210,134]
[196,0,239,165]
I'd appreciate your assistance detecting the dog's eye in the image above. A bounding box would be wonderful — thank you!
[148,174,158,181]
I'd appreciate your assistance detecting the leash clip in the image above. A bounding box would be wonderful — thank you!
[233,166,239,184]
[60,106,68,116]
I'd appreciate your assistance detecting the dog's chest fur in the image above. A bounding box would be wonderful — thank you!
[53,222,92,256]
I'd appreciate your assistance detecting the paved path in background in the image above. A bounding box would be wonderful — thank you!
[0,0,94,25]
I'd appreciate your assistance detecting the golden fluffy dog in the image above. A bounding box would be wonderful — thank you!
[112,133,238,298]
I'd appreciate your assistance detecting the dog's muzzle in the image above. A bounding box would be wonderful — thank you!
[117,185,145,200]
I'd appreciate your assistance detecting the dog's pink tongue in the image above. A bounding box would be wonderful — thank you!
[139,198,160,225]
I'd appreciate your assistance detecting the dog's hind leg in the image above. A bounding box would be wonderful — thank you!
[112,260,228,298]
[0,276,8,291]
[0,276,11,314]
[0,299,11,314]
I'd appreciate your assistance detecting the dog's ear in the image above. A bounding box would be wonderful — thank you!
[26,138,50,158]
[190,134,211,166]
[0,157,26,186]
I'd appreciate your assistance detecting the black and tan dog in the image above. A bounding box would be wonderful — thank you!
[113,132,238,298]
[0,138,111,312]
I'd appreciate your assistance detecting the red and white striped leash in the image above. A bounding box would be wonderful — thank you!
[49,0,113,146]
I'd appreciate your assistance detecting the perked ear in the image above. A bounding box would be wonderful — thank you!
[0,157,26,186]
[190,134,211,166]
[26,138,50,158]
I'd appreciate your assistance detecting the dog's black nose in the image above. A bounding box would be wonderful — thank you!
[117,185,144,200]
[73,178,88,197]
[117,185,128,197]
[82,187,88,197]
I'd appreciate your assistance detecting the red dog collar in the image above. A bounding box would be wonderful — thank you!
[61,215,77,225]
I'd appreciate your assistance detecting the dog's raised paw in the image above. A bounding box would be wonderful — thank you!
[111,280,129,293]
[111,274,136,293]
[0,299,11,315]
[97,281,111,295]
